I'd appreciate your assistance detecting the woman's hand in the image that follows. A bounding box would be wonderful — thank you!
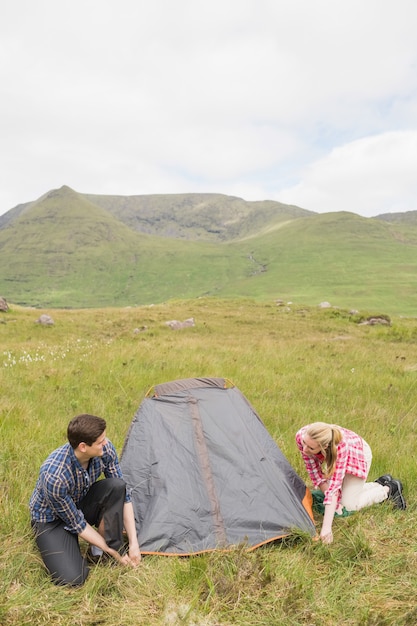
[320,530,334,544]
[320,493,337,544]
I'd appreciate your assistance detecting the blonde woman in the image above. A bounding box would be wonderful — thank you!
[296,422,406,544]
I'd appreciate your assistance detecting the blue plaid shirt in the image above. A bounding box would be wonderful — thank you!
[29,440,131,534]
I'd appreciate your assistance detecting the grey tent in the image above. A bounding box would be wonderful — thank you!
[120,377,316,555]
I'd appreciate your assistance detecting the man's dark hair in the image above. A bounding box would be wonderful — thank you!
[67,414,107,448]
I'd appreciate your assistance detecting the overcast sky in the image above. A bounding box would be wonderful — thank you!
[1,0,416,218]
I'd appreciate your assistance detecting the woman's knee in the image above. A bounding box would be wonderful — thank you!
[341,473,366,508]
[341,494,360,511]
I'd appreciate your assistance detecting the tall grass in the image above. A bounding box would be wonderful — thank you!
[1,298,417,625]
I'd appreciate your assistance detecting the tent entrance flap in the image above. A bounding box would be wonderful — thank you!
[120,377,316,555]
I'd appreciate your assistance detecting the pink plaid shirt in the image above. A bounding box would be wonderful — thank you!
[296,426,369,505]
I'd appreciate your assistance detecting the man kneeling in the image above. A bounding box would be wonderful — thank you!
[30,414,141,586]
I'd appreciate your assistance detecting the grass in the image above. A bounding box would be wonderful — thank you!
[1,297,417,625]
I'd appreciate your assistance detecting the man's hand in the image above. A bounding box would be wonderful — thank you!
[107,546,141,567]
[129,545,142,566]
[105,548,131,566]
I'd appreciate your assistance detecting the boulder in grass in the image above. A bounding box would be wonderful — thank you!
[36,314,54,326]
[359,315,391,326]
[165,318,195,330]
[0,297,9,312]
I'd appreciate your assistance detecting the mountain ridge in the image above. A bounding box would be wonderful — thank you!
[0,185,315,241]
[3,185,417,239]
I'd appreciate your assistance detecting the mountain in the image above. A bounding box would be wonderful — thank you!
[84,192,313,241]
[0,186,314,241]
[1,185,417,313]
[374,210,417,224]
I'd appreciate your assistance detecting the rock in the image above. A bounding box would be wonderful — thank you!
[359,316,391,326]
[0,297,9,312]
[165,318,195,330]
[36,314,54,325]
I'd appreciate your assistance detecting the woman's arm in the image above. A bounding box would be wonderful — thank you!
[320,492,338,544]
[323,440,349,504]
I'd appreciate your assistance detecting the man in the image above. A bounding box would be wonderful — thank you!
[30,413,141,586]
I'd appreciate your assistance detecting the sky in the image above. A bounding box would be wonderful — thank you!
[1,0,417,218]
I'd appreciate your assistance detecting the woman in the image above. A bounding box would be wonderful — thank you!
[296,422,406,544]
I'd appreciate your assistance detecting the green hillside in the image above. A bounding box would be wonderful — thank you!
[0,187,254,307]
[1,186,417,314]
[225,212,417,313]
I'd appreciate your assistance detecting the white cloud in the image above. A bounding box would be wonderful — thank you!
[0,0,417,215]
[278,131,417,216]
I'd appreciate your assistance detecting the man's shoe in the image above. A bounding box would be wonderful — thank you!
[387,479,406,510]
[86,547,110,565]
[375,474,393,486]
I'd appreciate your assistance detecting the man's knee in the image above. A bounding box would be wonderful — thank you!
[89,476,126,500]
[96,477,126,510]
[104,476,126,498]
[51,562,90,587]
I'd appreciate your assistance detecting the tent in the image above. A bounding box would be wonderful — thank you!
[120,377,316,555]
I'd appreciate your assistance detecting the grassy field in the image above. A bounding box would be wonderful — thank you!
[1,297,417,625]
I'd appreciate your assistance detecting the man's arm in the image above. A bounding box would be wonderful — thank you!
[79,523,131,565]
[102,440,141,564]
[123,501,141,565]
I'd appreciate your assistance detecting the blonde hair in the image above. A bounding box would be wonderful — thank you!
[305,422,342,478]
